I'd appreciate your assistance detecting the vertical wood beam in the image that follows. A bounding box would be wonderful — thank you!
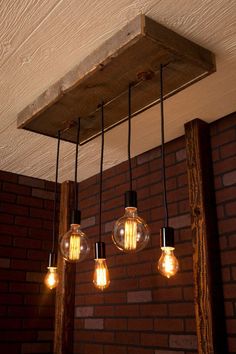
[54,181,76,354]
[185,119,226,354]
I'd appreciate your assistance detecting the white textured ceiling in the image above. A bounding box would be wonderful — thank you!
[0,0,236,182]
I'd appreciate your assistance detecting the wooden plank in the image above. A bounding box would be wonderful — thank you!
[185,119,227,354]
[54,181,75,354]
[17,15,215,144]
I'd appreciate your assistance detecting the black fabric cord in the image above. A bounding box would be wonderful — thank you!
[74,118,81,210]
[52,130,61,253]
[99,103,105,242]
[128,84,133,191]
[160,64,169,227]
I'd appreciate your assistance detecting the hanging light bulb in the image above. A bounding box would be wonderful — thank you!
[60,211,90,263]
[157,227,179,278]
[113,191,150,252]
[44,131,60,290]
[60,119,90,263]
[44,252,59,290]
[45,266,59,290]
[157,65,179,278]
[93,242,110,291]
[112,84,150,253]
[93,102,110,291]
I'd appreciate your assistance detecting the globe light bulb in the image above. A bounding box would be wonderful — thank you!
[158,247,179,278]
[93,258,110,291]
[113,207,150,253]
[44,267,59,289]
[60,224,90,262]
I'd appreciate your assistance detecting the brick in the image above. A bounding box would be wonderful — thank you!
[211,129,236,148]
[105,318,127,330]
[32,188,54,200]
[21,342,51,353]
[84,318,104,330]
[104,345,127,354]
[220,141,236,159]
[155,318,184,332]
[81,216,96,228]
[115,331,140,345]
[17,195,43,207]
[141,332,168,347]
[169,303,195,317]
[3,182,31,196]
[176,148,186,162]
[127,290,152,303]
[169,334,197,349]
[0,170,18,182]
[169,214,191,229]
[155,351,184,354]
[0,191,16,203]
[75,306,94,317]
[225,200,236,216]
[140,304,168,317]
[37,330,53,340]
[26,272,45,283]
[0,257,10,268]
[19,175,45,188]
[152,287,183,302]
[223,170,236,186]
[0,203,28,216]
[128,318,153,331]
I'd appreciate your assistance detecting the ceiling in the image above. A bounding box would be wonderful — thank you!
[0,0,235,183]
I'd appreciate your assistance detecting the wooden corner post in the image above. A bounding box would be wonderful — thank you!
[54,181,76,354]
[185,119,227,354]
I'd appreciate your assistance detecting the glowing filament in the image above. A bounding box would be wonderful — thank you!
[158,248,179,278]
[93,259,110,291]
[44,267,59,290]
[69,235,81,260]
[124,219,137,250]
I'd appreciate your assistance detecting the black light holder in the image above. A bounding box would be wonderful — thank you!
[95,241,106,259]
[71,209,81,225]
[125,190,137,208]
[160,226,174,248]
[48,252,57,268]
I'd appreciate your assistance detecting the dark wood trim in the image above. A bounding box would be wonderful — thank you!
[185,119,227,354]
[54,181,76,354]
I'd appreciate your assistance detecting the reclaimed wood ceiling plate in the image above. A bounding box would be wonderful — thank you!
[17,15,215,144]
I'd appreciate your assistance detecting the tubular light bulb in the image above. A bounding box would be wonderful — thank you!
[60,224,90,263]
[93,259,110,291]
[44,267,59,289]
[158,247,179,278]
[113,207,150,253]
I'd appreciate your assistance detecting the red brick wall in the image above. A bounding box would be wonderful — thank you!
[74,112,236,354]
[0,172,57,354]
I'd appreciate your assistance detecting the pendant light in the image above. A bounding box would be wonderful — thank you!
[93,102,110,291]
[60,119,90,263]
[44,131,60,290]
[157,64,179,278]
[112,84,150,253]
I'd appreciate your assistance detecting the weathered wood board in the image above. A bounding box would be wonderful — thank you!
[18,15,215,144]
[54,181,75,354]
[185,119,227,353]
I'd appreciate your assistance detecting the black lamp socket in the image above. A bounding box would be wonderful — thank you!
[94,241,106,259]
[71,209,81,224]
[125,190,137,208]
[160,227,174,248]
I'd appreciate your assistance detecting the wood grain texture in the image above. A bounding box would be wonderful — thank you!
[185,119,227,354]
[17,14,215,144]
[54,181,76,354]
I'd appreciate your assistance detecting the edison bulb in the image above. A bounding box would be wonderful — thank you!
[158,247,179,278]
[112,207,150,252]
[44,267,59,289]
[60,224,90,262]
[93,259,110,291]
